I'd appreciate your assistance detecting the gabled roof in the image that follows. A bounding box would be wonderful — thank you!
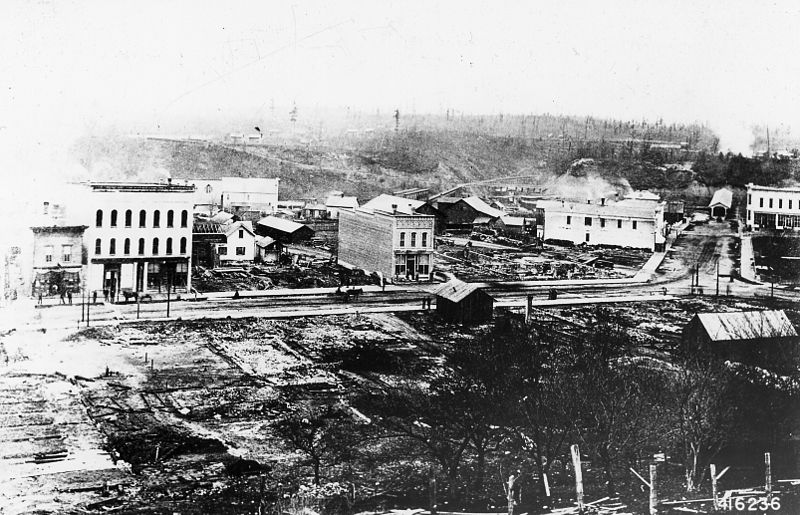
[432,279,489,303]
[257,215,308,234]
[709,188,733,208]
[692,310,798,342]
[459,196,505,218]
[361,194,424,215]
[499,216,527,227]
[473,216,494,225]
[224,220,255,238]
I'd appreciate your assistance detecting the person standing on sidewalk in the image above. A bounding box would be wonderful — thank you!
[67,290,73,305]
[59,289,66,305]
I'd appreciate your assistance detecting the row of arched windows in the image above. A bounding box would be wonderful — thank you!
[94,237,187,255]
[95,209,189,228]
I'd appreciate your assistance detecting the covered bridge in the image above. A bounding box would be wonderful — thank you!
[708,188,733,218]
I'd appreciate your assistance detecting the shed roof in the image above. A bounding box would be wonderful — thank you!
[709,188,733,208]
[255,235,277,248]
[460,196,505,218]
[500,216,527,227]
[325,195,360,209]
[361,194,424,214]
[693,310,797,341]
[432,279,488,303]
[257,215,308,234]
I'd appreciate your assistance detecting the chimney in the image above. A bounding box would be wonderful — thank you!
[391,203,398,214]
[601,198,606,206]
[167,177,172,186]
[587,199,592,204]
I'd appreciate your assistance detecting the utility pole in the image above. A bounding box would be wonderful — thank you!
[716,255,720,297]
[166,265,171,318]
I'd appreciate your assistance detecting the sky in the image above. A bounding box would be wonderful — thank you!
[3,0,800,176]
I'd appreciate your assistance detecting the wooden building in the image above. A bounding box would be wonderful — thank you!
[432,279,494,324]
[682,310,799,371]
[256,216,315,244]
[709,188,733,218]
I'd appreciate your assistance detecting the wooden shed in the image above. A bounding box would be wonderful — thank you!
[256,216,315,244]
[682,310,799,371]
[708,188,733,218]
[432,279,494,324]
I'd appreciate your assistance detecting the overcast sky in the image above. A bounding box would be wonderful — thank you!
[3,0,800,170]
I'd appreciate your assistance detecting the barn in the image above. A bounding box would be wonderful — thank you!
[256,216,315,244]
[682,310,799,371]
[432,279,494,324]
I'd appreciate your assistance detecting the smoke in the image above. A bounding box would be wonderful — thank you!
[543,159,631,201]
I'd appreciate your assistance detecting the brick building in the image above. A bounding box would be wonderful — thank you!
[338,199,435,280]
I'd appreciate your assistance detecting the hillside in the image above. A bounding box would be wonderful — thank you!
[71,115,722,201]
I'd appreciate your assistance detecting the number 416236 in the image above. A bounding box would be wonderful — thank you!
[718,496,781,512]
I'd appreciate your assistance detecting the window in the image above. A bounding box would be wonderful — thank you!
[205,184,213,194]
[123,238,130,255]
[600,218,605,228]
[760,198,764,208]
[417,254,430,275]
[138,238,145,255]
[166,238,173,254]
[632,221,638,230]
[584,217,592,226]
[95,209,103,227]
[44,245,53,263]
[110,210,118,227]
[152,238,159,254]
[790,200,794,210]
[236,246,246,255]
[153,210,160,227]
[239,229,244,239]
[167,210,174,228]
[585,233,590,242]
[139,210,147,227]
[399,232,406,247]
[109,238,116,255]
[180,237,187,254]
[617,220,622,229]
[218,245,228,255]
[422,232,428,247]
[769,198,773,209]
[748,194,752,205]
[181,210,188,228]
[125,210,132,227]
[566,215,571,225]
[394,262,406,276]
[779,199,783,209]
[95,238,102,255]
[410,232,416,247]
[61,244,71,262]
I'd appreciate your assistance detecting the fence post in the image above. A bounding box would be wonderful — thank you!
[765,452,772,499]
[710,464,718,511]
[429,464,437,515]
[649,463,658,515]
[571,444,584,511]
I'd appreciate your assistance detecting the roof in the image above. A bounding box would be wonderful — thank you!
[361,194,425,215]
[224,220,255,237]
[210,211,234,224]
[692,310,798,342]
[538,198,663,220]
[255,235,277,248]
[304,203,328,211]
[257,215,308,234]
[473,216,494,224]
[624,190,661,201]
[709,188,733,208]
[435,196,462,205]
[431,279,489,303]
[193,222,224,234]
[89,181,195,193]
[499,216,527,227]
[459,196,505,218]
[325,195,359,209]
[747,183,800,194]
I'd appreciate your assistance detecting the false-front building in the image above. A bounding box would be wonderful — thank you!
[83,182,195,300]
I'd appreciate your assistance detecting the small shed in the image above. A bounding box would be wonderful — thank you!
[682,310,799,371]
[255,235,280,263]
[432,279,494,324]
[708,188,733,218]
[192,221,226,268]
[256,216,315,244]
